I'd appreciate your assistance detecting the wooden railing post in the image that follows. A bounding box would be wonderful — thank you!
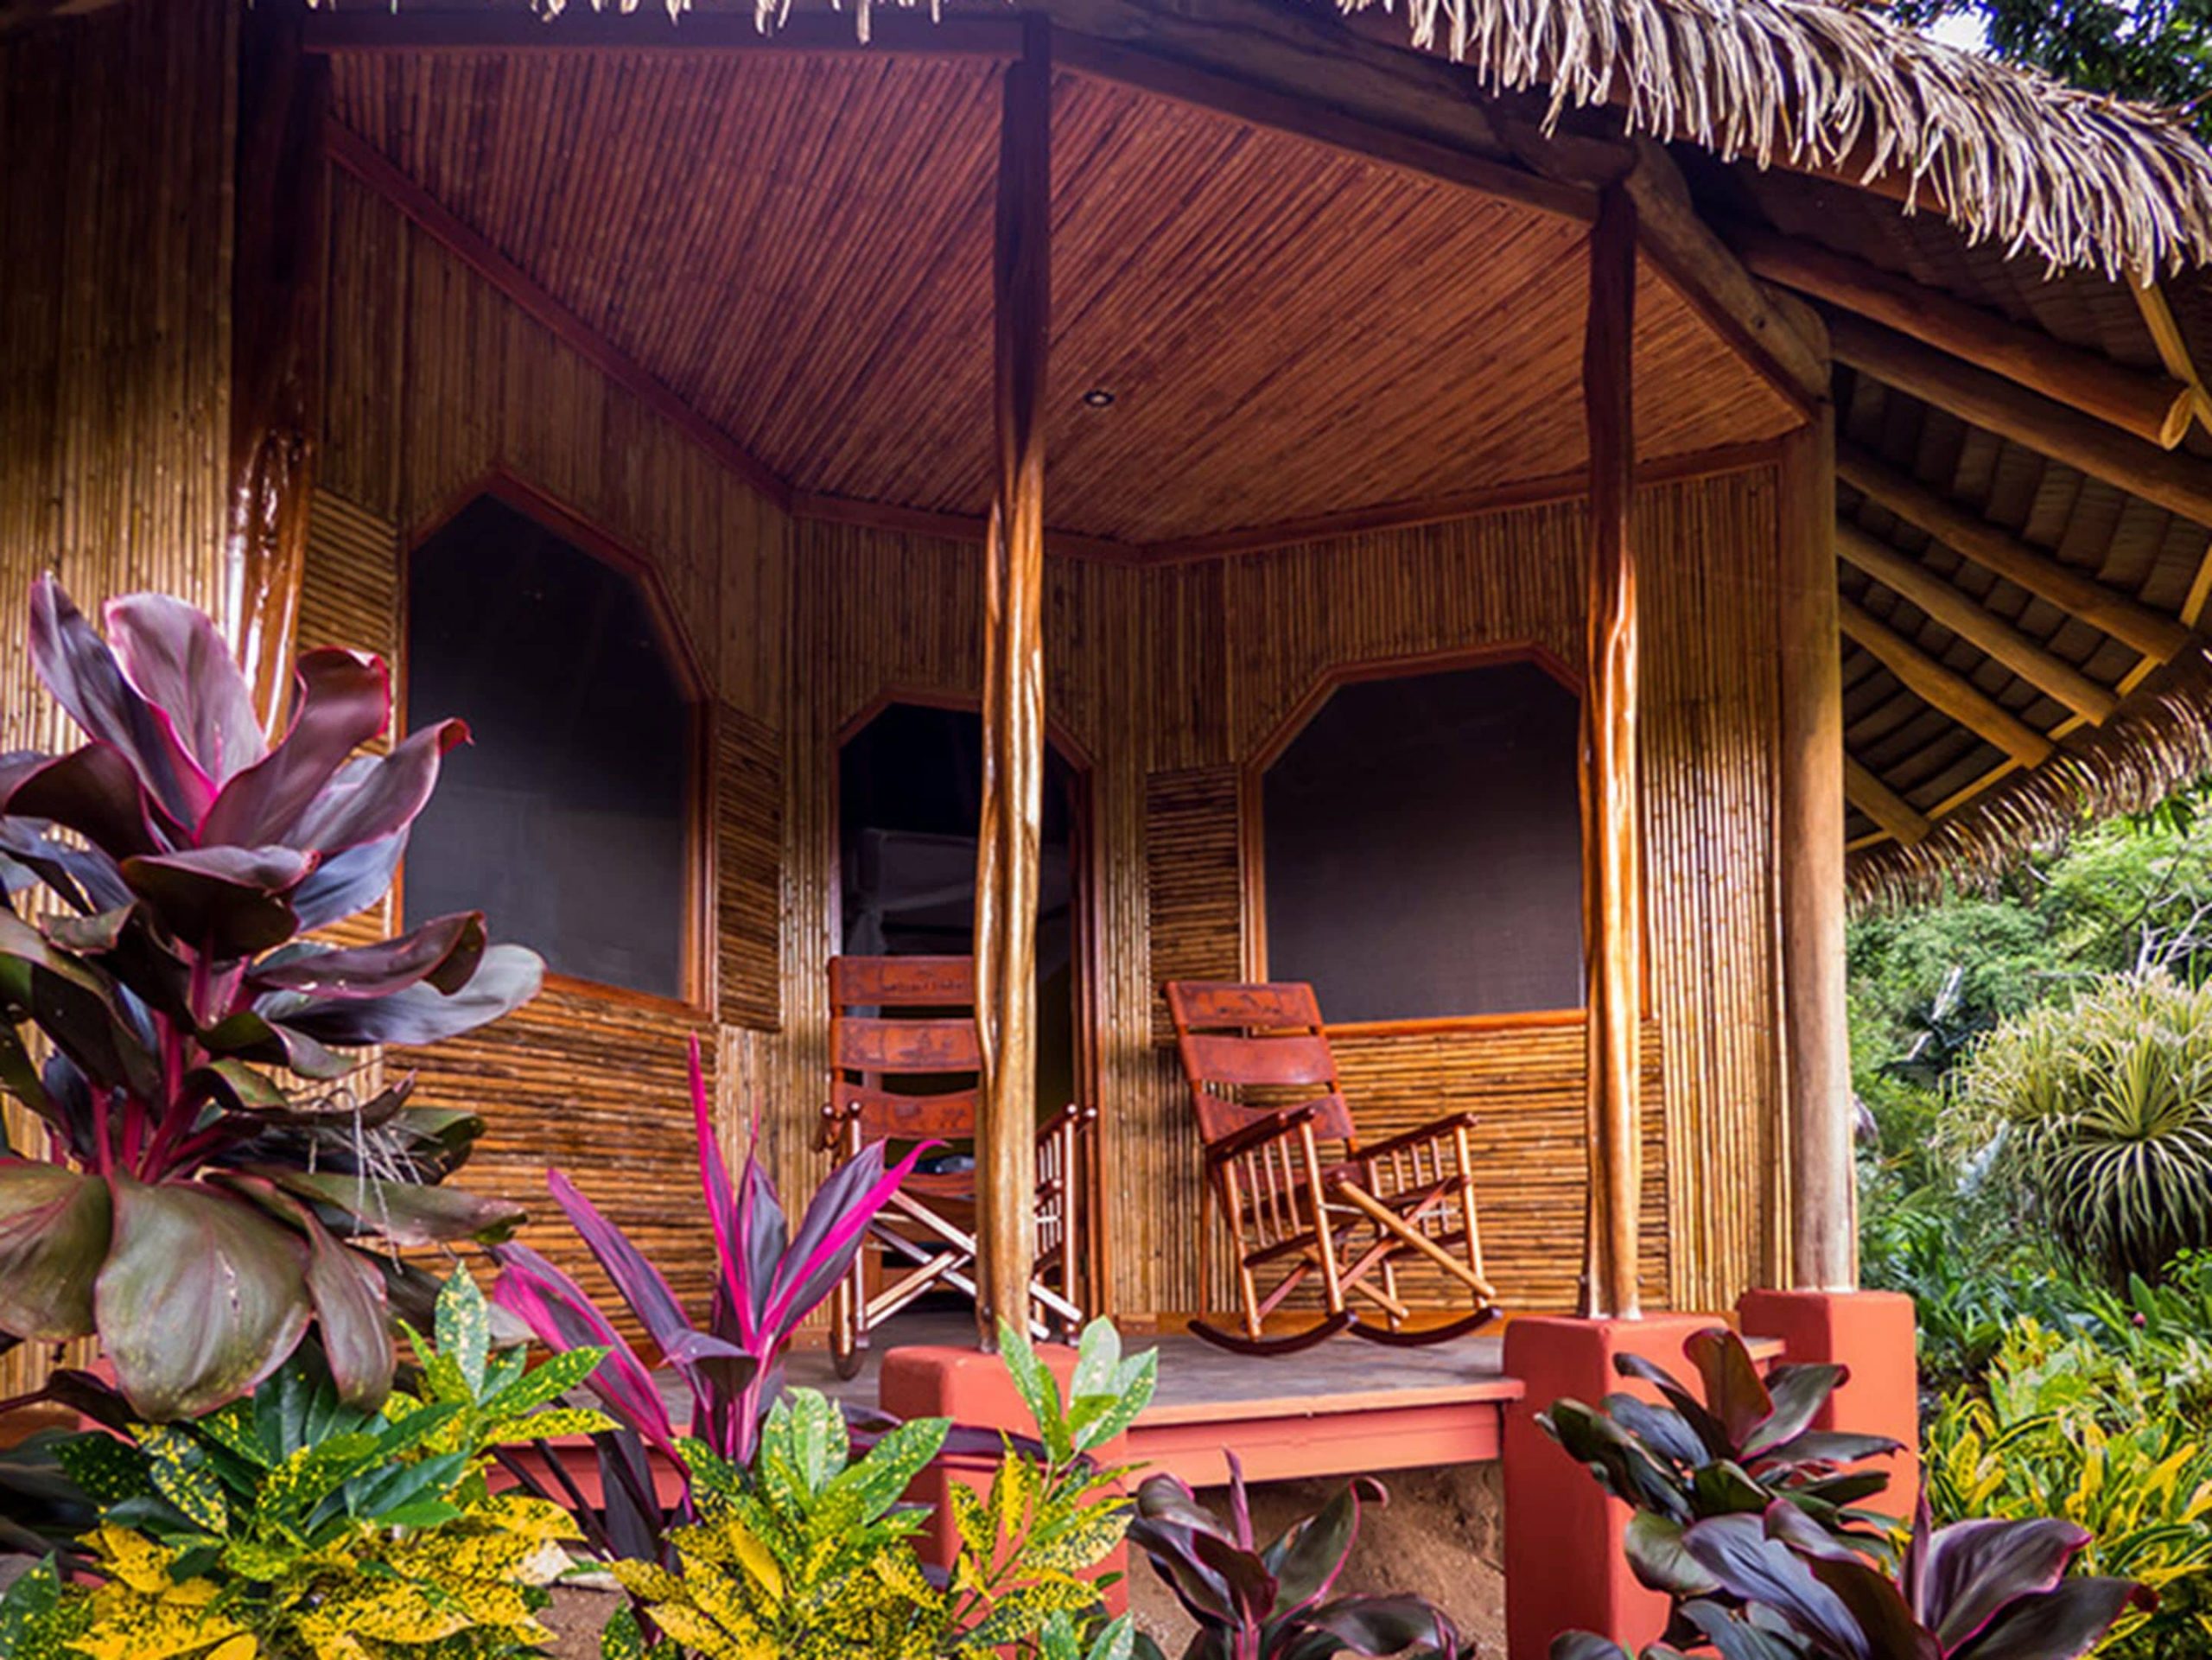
[227,1,327,728]
[1779,406,1856,1290]
[1580,183,1643,1320]
[973,14,1051,1352]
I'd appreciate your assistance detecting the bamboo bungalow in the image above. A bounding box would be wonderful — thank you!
[8,0,2212,1650]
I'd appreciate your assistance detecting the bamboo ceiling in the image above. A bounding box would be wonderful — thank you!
[326,51,1796,546]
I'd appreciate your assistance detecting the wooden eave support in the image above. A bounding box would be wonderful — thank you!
[2134,281,2212,434]
[1837,444,2195,662]
[1737,228,2193,449]
[1838,597,2055,767]
[972,16,1052,1351]
[302,9,1027,55]
[1829,313,2212,529]
[1844,756,1932,847]
[1580,185,1643,1321]
[1834,523,2118,722]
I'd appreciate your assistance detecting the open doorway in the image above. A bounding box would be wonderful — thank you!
[834,701,1091,1327]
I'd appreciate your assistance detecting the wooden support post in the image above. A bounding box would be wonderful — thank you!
[1829,314,2212,529]
[973,15,1051,1353]
[1834,525,2117,722]
[1778,410,1855,1293]
[1736,229,2193,448]
[1837,445,2195,661]
[1580,185,1642,1321]
[228,3,328,728]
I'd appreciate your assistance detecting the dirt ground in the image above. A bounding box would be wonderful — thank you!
[540,1464,1508,1657]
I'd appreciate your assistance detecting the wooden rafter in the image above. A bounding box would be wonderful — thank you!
[1837,444,2195,660]
[302,9,1025,55]
[1839,596,2056,766]
[1835,522,2118,722]
[1738,227,2192,448]
[2134,280,2212,433]
[1845,755,1933,846]
[1829,313,2212,527]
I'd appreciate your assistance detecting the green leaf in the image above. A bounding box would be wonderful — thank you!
[139,1425,227,1533]
[54,1432,150,1504]
[999,1317,1070,1462]
[601,1603,647,1660]
[435,1265,491,1396]
[1071,1347,1157,1456]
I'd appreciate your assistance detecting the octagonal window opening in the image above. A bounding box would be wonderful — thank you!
[404,491,701,1003]
[1257,657,1584,1026]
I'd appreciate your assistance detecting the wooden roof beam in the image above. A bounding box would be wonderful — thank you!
[302,10,1025,55]
[1828,313,2212,528]
[1838,596,2056,767]
[1836,444,2194,660]
[1737,227,2192,449]
[1845,755,1934,846]
[1836,521,2119,722]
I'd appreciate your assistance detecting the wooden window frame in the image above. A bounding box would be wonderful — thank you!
[398,468,715,1018]
[1240,640,1645,1036]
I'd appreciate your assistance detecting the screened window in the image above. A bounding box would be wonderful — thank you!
[1260,660,1582,1024]
[405,494,695,1000]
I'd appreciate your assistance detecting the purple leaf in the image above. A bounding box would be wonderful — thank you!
[212,1170,393,1409]
[251,1166,524,1245]
[491,1241,678,1460]
[1272,1473,1379,1619]
[290,719,468,856]
[1683,1513,1872,1659]
[1954,1577,2154,1660]
[247,913,486,1000]
[543,1166,709,1388]
[199,649,391,846]
[105,592,266,789]
[29,578,209,827]
[1916,1518,2090,1654]
[264,942,541,1046]
[0,1162,110,1341]
[1684,1328,1775,1452]
[1746,1362,1851,1459]
[1302,1595,1461,1657]
[95,1173,313,1419]
[0,745,168,862]
[287,830,406,934]
[760,1135,935,1337]
[119,845,314,958]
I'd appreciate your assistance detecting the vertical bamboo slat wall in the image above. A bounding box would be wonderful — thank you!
[0,0,237,1402]
[311,169,788,1317]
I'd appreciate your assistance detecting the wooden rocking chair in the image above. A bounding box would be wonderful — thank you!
[820,955,1091,1377]
[1165,980,1500,1355]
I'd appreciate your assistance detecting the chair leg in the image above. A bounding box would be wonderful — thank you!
[831,1241,868,1381]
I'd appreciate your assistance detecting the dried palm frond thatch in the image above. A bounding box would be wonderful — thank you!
[1849,646,2212,911]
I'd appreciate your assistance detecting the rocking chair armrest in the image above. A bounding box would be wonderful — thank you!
[1034,1101,1097,1147]
[815,1101,855,1154]
[1204,1103,1324,1167]
[1351,1111,1482,1167]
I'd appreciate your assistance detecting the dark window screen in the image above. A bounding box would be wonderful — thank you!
[405,495,693,999]
[1262,662,1582,1023]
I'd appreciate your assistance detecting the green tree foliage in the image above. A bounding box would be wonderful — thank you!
[1891,0,2212,134]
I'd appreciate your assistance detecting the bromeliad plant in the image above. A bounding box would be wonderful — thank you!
[0,577,542,1418]
[601,1317,1156,1660]
[1126,1455,1469,1660]
[1541,1326,1904,1613]
[1554,1499,2156,1660]
[3,1267,607,1660]
[491,1035,930,1560]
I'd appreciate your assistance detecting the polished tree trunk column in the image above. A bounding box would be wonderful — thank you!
[1580,184,1643,1321]
[1779,407,1857,1290]
[227,3,327,726]
[973,16,1051,1352]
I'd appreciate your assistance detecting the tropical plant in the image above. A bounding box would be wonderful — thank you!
[604,1317,1155,1659]
[1926,1322,2212,1655]
[1540,1326,1902,1614]
[489,1034,928,1560]
[3,1267,607,1660]
[1555,1499,2154,1660]
[1125,1454,1467,1660]
[1946,972,2212,1285]
[0,576,543,1418]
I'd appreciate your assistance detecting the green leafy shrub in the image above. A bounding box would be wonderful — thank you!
[1927,1321,2212,1657]
[1859,1196,2087,1394]
[1946,972,2212,1284]
[606,1317,1154,1660]
[5,1268,608,1660]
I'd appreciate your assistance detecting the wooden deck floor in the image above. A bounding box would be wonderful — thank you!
[780,1313,1525,1485]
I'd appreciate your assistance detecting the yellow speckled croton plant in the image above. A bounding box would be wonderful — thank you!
[0,1268,610,1660]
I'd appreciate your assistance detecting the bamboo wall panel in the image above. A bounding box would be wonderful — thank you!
[718,704,785,1030]
[0,0,237,1403]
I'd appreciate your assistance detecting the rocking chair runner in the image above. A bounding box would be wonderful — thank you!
[1165,980,1500,1355]
[820,954,1091,1377]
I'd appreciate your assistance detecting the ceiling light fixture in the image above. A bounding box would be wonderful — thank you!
[1081,387,1116,409]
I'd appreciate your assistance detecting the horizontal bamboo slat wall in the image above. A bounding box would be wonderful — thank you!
[313,165,790,1320]
[0,0,237,1403]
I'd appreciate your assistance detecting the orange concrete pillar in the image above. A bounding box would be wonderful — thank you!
[1502,1313,1719,1660]
[1738,1288,1920,1514]
[878,1344,1131,1617]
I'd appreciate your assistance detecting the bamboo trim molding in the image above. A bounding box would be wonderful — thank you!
[323,119,794,510]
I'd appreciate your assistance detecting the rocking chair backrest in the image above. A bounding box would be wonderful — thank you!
[829,955,981,1143]
[1163,980,1357,1148]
